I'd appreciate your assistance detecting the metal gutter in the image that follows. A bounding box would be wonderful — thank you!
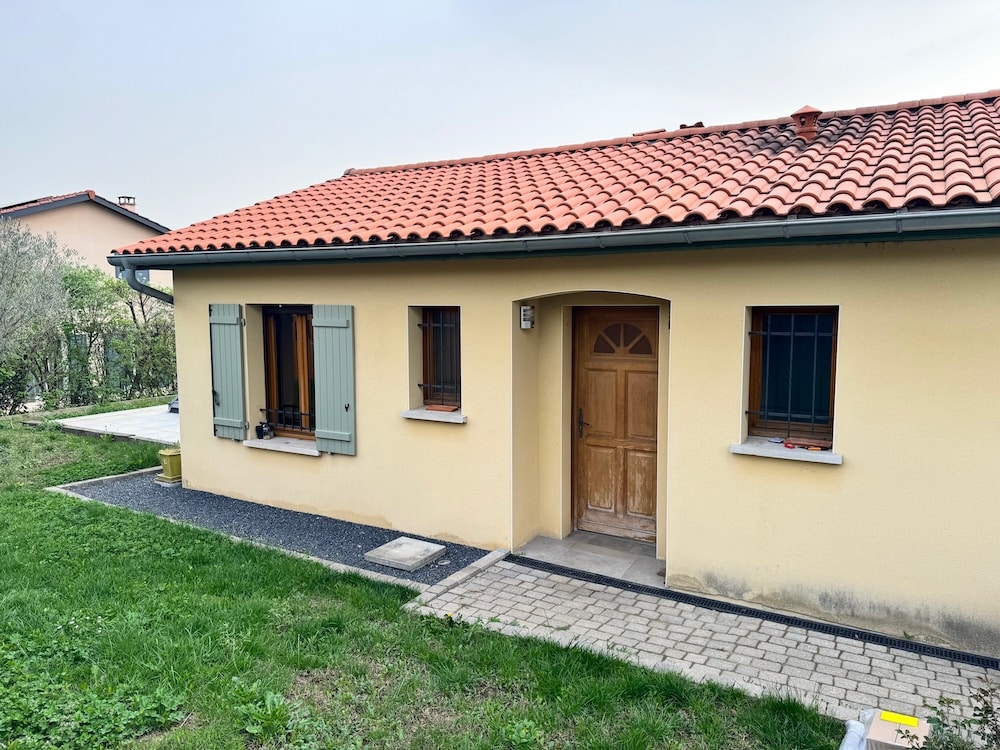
[121,265,174,305]
[106,207,1000,271]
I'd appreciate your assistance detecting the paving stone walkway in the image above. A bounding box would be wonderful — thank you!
[409,558,999,721]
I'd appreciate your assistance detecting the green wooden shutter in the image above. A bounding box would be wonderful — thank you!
[209,303,247,440]
[313,304,356,455]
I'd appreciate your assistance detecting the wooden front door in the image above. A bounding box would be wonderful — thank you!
[573,307,658,541]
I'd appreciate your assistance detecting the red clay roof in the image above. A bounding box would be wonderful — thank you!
[115,89,1000,255]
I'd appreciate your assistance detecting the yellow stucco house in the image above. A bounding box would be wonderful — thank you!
[111,90,1000,657]
[1,190,170,286]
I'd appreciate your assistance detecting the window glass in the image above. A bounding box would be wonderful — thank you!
[263,306,314,434]
[420,307,461,405]
[749,307,837,441]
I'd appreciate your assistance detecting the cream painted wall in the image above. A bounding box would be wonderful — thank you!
[17,202,171,288]
[176,264,514,549]
[173,237,1000,655]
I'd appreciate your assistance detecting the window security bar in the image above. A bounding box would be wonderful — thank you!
[419,308,461,405]
[260,407,314,433]
[748,311,836,435]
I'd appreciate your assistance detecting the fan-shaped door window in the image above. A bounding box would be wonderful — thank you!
[593,322,653,356]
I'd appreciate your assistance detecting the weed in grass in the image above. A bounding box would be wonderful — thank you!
[0,616,184,749]
[503,718,553,749]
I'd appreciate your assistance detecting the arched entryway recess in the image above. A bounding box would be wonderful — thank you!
[510,291,670,562]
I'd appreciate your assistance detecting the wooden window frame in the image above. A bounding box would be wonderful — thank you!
[263,305,314,437]
[419,307,461,407]
[747,306,838,445]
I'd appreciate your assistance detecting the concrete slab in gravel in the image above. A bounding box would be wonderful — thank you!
[365,536,446,571]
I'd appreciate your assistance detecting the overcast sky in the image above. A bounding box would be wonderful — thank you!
[3,1,1000,230]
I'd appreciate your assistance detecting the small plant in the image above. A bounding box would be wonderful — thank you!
[504,718,553,749]
[903,677,1000,749]
[231,677,335,749]
[241,691,293,740]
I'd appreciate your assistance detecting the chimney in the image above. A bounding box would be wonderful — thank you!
[791,106,821,141]
[118,196,136,212]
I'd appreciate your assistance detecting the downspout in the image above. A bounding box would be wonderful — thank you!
[122,265,174,305]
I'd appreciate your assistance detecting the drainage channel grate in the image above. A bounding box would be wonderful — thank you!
[508,555,999,670]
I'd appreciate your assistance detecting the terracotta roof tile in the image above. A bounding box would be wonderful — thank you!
[115,90,1000,255]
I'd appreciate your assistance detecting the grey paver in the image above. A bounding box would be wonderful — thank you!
[408,558,999,722]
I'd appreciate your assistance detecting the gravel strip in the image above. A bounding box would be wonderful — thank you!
[64,471,489,586]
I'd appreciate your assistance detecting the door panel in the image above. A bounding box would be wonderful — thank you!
[625,370,657,441]
[582,445,618,511]
[573,307,659,541]
[585,369,617,436]
[625,450,657,518]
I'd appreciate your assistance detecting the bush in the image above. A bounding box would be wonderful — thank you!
[0,356,31,416]
[904,677,1000,749]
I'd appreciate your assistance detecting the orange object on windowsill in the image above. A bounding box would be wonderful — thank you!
[426,404,459,412]
[785,437,833,450]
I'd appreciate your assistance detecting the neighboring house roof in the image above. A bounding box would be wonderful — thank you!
[1,190,169,233]
[114,89,1000,257]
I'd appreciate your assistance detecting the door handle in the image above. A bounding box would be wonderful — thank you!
[577,407,591,438]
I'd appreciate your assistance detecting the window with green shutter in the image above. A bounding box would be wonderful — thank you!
[209,302,356,454]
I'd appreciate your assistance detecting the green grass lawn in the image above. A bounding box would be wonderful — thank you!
[0,419,843,749]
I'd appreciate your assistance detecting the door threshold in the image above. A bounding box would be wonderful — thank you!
[515,531,664,588]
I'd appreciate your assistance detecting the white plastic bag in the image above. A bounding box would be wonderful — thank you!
[838,719,866,750]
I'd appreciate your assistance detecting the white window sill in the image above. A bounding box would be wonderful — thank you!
[400,407,468,424]
[242,436,320,456]
[729,437,842,465]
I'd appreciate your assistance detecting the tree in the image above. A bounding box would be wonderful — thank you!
[0,221,175,412]
[61,267,124,403]
[110,281,176,399]
[22,267,177,407]
[0,219,72,363]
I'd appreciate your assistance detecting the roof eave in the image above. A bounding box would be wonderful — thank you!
[89,195,170,233]
[2,193,169,233]
[107,208,1000,270]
